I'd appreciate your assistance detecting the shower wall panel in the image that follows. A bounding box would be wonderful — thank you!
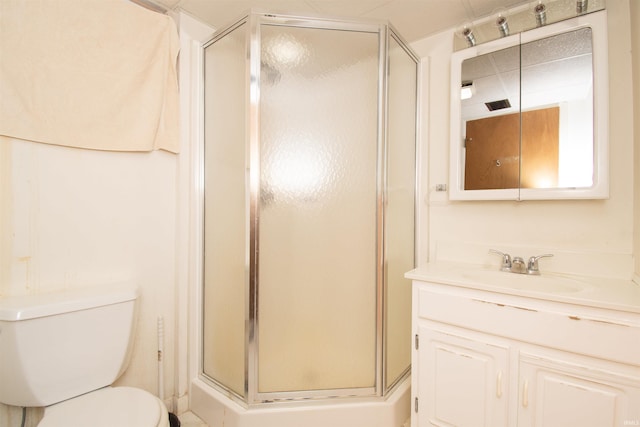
[203,23,248,398]
[384,34,418,390]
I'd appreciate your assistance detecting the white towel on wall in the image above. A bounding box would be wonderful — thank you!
[0,0,180,153]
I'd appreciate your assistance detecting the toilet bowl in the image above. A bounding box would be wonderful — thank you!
[0,282,169,427]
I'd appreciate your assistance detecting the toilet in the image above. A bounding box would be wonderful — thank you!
[0,282,169,427]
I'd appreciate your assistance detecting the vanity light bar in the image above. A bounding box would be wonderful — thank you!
[453,0,605,51]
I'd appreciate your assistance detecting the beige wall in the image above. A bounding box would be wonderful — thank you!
[1,21,179,427]
[0,139,178,426]
[0,4,636,427]
[632,1,640,280]
[412,1,637,280]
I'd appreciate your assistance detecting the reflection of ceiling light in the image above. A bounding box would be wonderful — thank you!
[272,40,303,64]
[265,34,307,68]
[461,81,474,99]
[267,138,328,200]
[533,175,554,189]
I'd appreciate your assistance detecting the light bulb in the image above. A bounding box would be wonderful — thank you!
[577,0,588,14]
[494,8,510,37]
[461,24,476,47]
[533,1,547,27]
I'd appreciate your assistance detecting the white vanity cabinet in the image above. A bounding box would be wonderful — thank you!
[409,266,640,427]
[517,350,640,427]
[416,324,510,426]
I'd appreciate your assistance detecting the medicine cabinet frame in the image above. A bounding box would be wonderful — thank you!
[449,10,609,201]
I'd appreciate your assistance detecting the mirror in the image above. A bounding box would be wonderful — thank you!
[449,11,609,200]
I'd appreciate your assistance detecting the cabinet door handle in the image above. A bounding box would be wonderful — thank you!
[496,370,503,398]
[522,379,529,408]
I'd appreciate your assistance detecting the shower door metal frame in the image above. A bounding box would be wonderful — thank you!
[200,11,421,407]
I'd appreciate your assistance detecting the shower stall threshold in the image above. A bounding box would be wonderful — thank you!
[189,377,411,427]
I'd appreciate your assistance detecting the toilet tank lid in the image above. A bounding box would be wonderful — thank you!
[0,282,139,321]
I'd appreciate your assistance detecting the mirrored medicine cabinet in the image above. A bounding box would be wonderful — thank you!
[449,10,609,201]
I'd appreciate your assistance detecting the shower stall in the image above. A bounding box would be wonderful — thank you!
[193,11,418,426]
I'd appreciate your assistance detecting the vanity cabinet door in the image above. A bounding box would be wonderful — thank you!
[416,324,509,427]
[518,352,640,427]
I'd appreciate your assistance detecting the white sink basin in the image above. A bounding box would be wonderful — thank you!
[406,262,640,314]
[458,268,590,294]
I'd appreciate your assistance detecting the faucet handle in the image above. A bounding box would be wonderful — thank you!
[527,254,554,275]
[489,249,512,271]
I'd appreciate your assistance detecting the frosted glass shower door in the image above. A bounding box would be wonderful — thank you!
[202,23,248,398]
[384,34,418,391]
[257,24,380,395]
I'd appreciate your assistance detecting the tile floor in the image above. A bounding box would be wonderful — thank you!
[177,412,411,427]
[178,411,208,427]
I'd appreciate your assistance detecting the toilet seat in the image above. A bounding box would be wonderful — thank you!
[39,386,169,427]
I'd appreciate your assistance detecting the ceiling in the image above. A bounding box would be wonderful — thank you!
[149,0,532,42]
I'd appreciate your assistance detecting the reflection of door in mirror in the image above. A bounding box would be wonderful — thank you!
[521,107,559,188]
[450,11,608,200]
[521,28,593,189]
[464,106,559,190]
[459,27,592,192]
[464,113,519,190]
[461,42,521,191]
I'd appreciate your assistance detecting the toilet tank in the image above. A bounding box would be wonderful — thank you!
[0,282,139,407]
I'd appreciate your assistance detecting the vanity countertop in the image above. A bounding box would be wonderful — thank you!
[406,262,640,314]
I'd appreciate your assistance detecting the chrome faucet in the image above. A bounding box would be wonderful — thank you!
[490,250,554,275]
[511,256,527,274]
[489,249,512,272]
[526,254,554,275]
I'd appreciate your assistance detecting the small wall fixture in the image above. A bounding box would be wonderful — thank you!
[533,1,547,27]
